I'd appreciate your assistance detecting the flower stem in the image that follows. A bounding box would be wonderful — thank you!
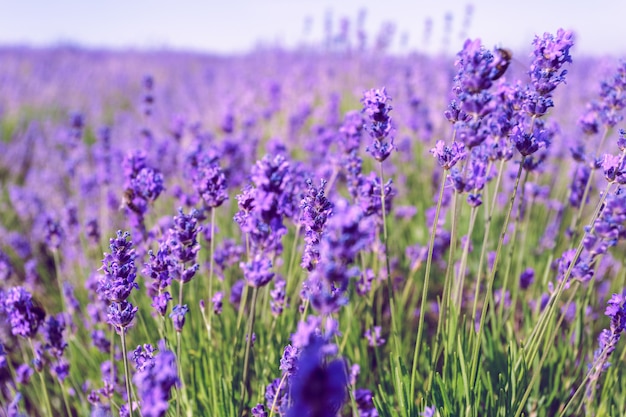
[120,330,134,417]
[30,339,53,417]
[469,156,526,386]
[207,207,216,340]
[411,171,446,397]
[239,286,259,415]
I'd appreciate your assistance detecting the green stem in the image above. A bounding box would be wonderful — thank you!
[239,286,259,415]
[568,126,610,239]
[60,380,73,417]
[120,330,134,417]
[379,162,399,350]
[471,158,506,328]
[207,207,216,340]
[30,339,53,417]
[469,156,525,386]
[411,171,446,397]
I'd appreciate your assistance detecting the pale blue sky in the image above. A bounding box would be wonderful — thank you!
[0,0,624,56]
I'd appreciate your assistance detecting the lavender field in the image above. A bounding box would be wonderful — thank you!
[1,27,625,417]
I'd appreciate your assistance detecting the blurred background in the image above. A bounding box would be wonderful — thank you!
[1,0,625,56]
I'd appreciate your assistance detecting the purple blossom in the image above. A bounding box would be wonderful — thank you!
[151,292,172,317]
[338,110,364,153]
[107,301,138,331]
[362,87,395,162]
[98,231,138,303]
[91,330,111,353]
[212,292,223,315]
[169,304,189,332]
[2,286,45,338]
[16,364,33,385]
[587,292,626,396]
[355,388,378,417]
[300,179,334,271]
[270,276,287,316]
[229,279,245,310]
[133,340,180,417]
[251,404,268,417]
[42,313,67,358]
[519,268,535,289]
[529,29,574,95]
[430,140,467,170]
[44,216,64,250]
[286,337,347,417]
[132,344,156,372]
[602,153,626,184]
[280,345,299,377]
[364,326,386,347]
[193,156,228,208]
[241,254,274,288]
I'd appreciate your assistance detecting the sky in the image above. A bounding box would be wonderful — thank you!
[0,0,625,56]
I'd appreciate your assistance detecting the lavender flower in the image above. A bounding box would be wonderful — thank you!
[300,179,333,271]
[169,304,189,332]
[362,87,395,162]
[251,404,268,417]
[107,301,139,331]
[132,344,156,372]
[2,286,45,338]
[98,231,139,303]
[241,254,275,288]
[529,29,574,95]
[587,293,626,397]
[364,326,386,347]
[16,364,33,385]
[519,268,535,289]
[212,292,223,315]
[133,340,179,417]
[286,337,347,417]
[42,313,67,358]
[430,140,466,170]
[193,156,228,208]
[355,388,378,417]
[270,276,287,316]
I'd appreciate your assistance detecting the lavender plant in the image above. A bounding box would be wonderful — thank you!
[2,23,626,417]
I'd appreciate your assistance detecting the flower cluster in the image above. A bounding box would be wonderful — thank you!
[300,179,334,271]
[98,231,139,332]
[133,340,180,417]
[362,87,395,162]
[587,293,626,397]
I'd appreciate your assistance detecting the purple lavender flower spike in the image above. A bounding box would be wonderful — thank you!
[169,304,189,332]
[519,268,535,289]
[286,338,347,417]
[132,344,156,372]
[2,286,45,338]
[587,292,626,397]
[98,231,139,303]
[430,140,467,170]
[133,340,179,417]
[355,388,378,417]
[251,404,268,417]
[212,292,223,315]
[529,29,574,95]
[107,301,138,331]
[16,364,33,385]
[241,254,275,288]
[193,157,228,209]
[300,179,334,271]
[362,87,395,162]
[42,313,67,358]
[364,326,386,347]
